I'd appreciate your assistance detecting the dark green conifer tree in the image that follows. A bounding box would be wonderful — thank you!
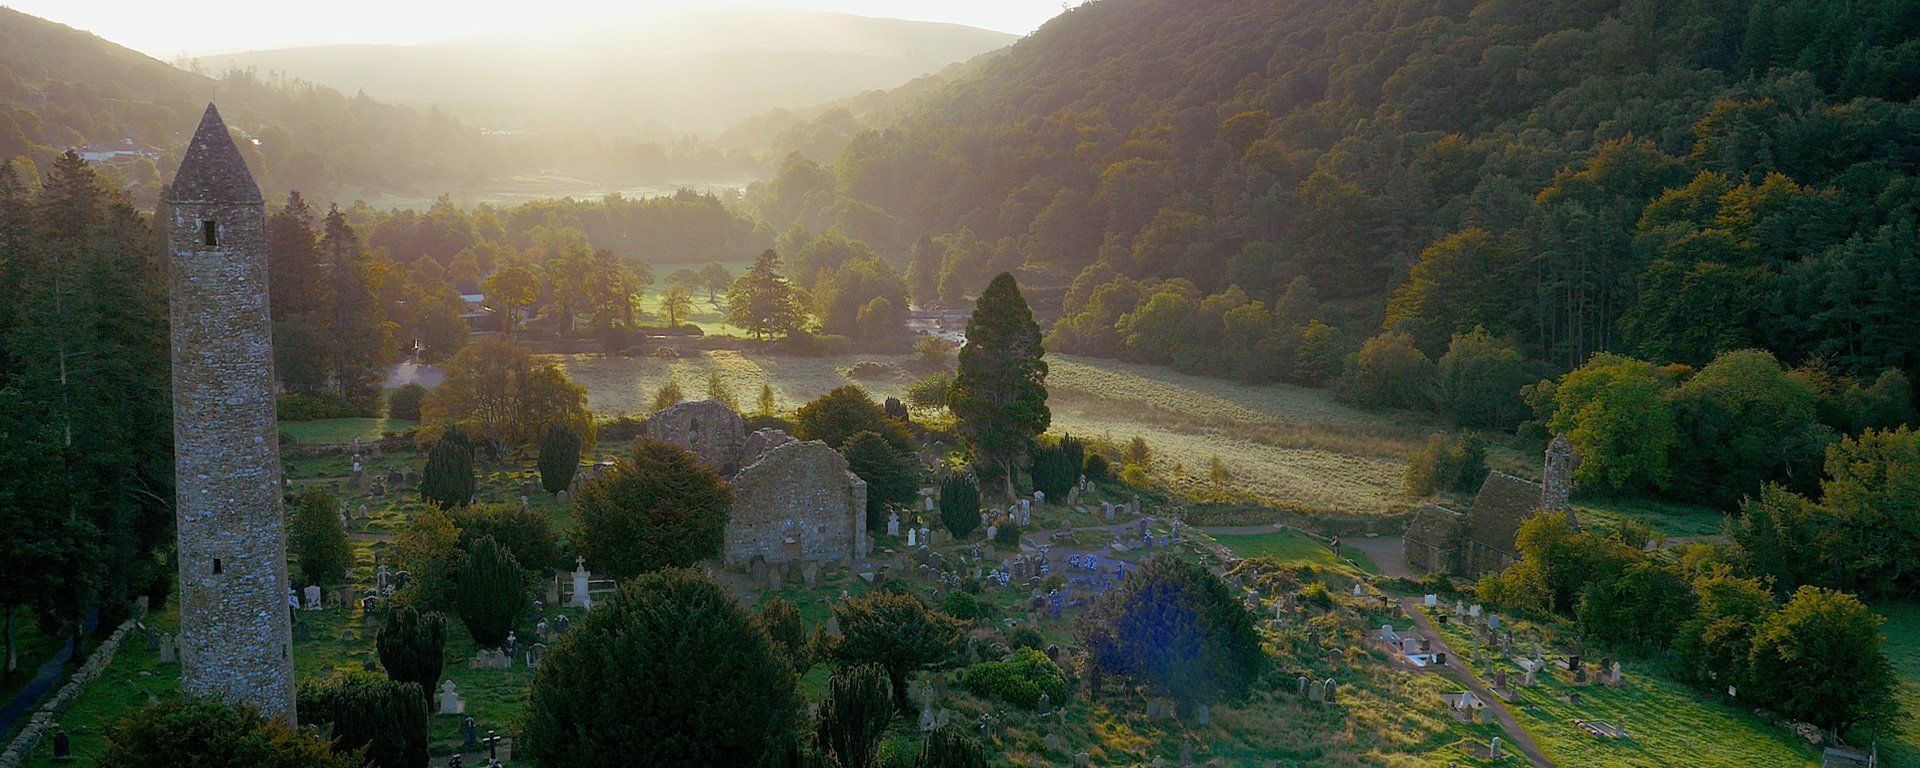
[950,273,1049,499]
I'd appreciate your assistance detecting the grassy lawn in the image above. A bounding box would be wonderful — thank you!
[1427,613,1820,768]
[1872,600,1920,766]
[561,349,1424,517]
[2,617,69,739]
[280,418,418,445]
[22,603,180,767]
[1574,497,1728,539]
[1213,529,1380,574]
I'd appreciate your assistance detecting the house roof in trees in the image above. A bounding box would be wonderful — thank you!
[1462,471,1542,557]
[166,103,263,205]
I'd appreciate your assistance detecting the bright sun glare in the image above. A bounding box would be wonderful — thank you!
[11,0,1067,56]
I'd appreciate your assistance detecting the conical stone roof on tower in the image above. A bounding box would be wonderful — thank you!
[169,104,263,205]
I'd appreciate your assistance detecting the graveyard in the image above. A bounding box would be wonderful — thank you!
[12,381,1848,766]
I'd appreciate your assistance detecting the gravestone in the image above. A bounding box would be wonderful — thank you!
[1324,679,1337,704]
[439,681,465,715]
[1042,733,1065,753]
[1037,693,1052,717]
[461,716,478,748]
[1194,704,1210,725]
[304,584,323,610]
[158,634,177,664]
[1309,680,1324,703]
[571,557,591,608]
[887,512,900,537]
[1296,676,1309,696]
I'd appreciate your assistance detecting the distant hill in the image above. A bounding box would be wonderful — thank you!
[202,8,1016,136]
[0,6,494,203]
[755,0,1920,386]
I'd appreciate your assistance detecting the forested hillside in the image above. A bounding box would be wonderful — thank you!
[0,7,492,202]
[759,0,1920,393]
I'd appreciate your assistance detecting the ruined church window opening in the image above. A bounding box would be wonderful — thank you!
[201,219,219,247]
[212,557,222,574]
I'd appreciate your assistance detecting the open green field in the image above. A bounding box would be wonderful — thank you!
[280,417,418,445]
[1213,529,1381,574]
[560,350,1427,517]
[1873,601,1920,766]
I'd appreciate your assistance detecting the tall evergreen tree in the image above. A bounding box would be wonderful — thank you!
[455,536,525,647]
[537,423,581,494]
[3,152,170,638]
[421,426,477,509]
[375,606,447,708]
[950,272,1049,498]
[320,205,388,412]
[266,192,329,396]
[815,664,893,768]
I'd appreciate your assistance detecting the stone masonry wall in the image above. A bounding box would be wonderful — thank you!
[726,441,867,567]
[0,612,142,768]
[641,400,747,476]
[167,195,296,720]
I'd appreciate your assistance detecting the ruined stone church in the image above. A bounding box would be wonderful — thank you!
[642,399,869,568]
[1403,436,1579,579]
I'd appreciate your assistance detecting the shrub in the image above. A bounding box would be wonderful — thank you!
[450,503,566,574]
[277,393,357,422]
[1077,554,1267,708]
[816,664,893,768]
[914,725,988,768]
[1083,453,1111,483]
[757,597,814,674]
[940,591,979,621]
[1005,625,1045,652]
[537,423,581,494]
[1298,581,1335,610]
[938,474,981,537]
[297,671,428,768]
[376,606,447,708]
[387,384,427,422]
[1118,464,1151,488]
[848,361,899,380]
[961,648,1068,709]
[520,569,798,768]
[1029,442,1076,500]
[914,336,952,371]
[651,380,685,412]
[572,437,732,578]
[455,536,525,647]
[884,397,909,422]
[102,699,364,768]
[288,487,351,587]
[992,522,1022,548]
[1402,433,1487,497]
[906,373,952,410]
[830,591,966,713]
[796,385,913,453]
[420,426,476,509]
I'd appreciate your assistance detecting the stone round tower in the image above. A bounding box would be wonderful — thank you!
[165,103,296,722]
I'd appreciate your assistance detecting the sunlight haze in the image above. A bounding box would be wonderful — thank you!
[8,0,1065,56]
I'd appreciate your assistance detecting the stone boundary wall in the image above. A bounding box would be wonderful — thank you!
[0,610,144,768]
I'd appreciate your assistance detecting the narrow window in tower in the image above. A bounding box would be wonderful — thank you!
[212,557,222,575]
[202,220,219,247]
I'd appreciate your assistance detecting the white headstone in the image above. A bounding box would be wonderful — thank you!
[887,512,900,537]
[304,585,323,611]
[571,556,591,608]
[906,528,917,547]
[1424,594,1438,607]
[438,681,464,714]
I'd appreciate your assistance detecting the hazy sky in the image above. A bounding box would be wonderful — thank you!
[13,0,1069,56]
